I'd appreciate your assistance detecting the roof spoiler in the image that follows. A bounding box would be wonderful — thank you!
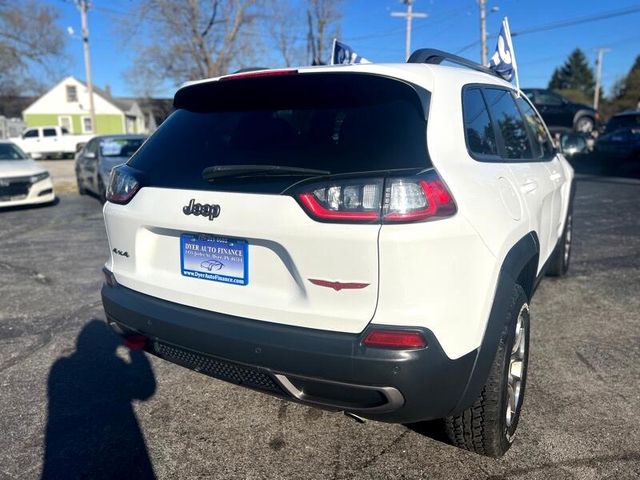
[407,48,501,79]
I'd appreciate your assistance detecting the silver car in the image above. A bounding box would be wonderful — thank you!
[75,135,146,202]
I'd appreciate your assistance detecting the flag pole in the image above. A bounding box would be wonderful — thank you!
[504,17,520,96]
[330,38,337,65]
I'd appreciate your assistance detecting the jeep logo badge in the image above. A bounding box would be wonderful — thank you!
[182,199,221,220]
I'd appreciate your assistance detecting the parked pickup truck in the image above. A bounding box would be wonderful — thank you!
[11,126,94,159]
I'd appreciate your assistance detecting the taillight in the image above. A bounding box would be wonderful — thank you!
[295,170,456,224]
[383,177,456,222]
[363,329,427,349]
[297,178,384,223]
[106,165,141,205]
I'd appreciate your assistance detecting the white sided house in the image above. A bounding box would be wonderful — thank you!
[23,77,154,135]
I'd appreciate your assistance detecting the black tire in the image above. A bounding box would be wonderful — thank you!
[76,174,87,195]
[546,204,573,277]
[97,177,107,204]
[444,285,530,457]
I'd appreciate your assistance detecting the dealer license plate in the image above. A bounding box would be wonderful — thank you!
[180,234,248,286]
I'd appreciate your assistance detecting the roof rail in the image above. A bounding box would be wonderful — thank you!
[407,48,501,79]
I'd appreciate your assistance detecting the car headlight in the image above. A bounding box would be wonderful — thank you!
[30,171,50,183]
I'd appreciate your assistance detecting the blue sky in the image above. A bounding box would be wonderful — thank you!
[51,0,640,98]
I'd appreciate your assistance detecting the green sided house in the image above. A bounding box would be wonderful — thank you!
[22,76,157,135]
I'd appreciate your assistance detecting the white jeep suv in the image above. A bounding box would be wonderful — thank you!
[101,49,574,457]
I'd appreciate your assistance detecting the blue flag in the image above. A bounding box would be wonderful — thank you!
[331,39,370,65]
[488,17,518,88]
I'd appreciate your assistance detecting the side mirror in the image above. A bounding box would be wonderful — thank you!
[559,133,588,157]
[84,151,96,159]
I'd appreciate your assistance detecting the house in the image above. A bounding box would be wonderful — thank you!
[21,76,161,135]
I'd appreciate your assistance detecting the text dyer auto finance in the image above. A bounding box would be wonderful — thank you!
[180,234,248,285]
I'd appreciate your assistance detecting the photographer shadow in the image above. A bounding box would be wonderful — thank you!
[42,320,156,479]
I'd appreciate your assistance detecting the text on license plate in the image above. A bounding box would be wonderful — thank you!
[180,234,248,286]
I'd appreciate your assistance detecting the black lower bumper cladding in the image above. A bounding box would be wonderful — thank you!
[101,282,477,423]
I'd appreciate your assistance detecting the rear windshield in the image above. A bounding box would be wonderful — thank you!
[100,137,145,157]
[129,73,430,190]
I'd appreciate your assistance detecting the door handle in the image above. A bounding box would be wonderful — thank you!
[520,180,538,194]
[549,172,562,182]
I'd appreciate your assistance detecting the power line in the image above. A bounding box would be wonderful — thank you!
[455,5,640,55]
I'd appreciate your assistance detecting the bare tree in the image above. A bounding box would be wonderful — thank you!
[306,0,342,65]
[0,1,65,95]
[268,0,305,67]
[124,0,262,95]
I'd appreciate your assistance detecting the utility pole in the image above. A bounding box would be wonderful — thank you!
[479,0,487,65]
[593,47,610,111]
[391,0,427,61]
[77,0,96,133]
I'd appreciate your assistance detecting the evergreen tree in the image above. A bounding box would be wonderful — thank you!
[613,55,640,111]
[548,49,596,96]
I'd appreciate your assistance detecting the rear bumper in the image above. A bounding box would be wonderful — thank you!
[101,281,476,423]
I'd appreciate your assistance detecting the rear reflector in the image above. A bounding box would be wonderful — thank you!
[124,335,147,351]
[363,330,427,349]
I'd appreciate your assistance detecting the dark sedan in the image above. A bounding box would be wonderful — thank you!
[522,88,599,134]
[595,110,640,161]
[75,135,146,202]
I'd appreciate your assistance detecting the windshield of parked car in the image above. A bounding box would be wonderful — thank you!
[100,138,145,158]
[0,143,29,161]
[129,73,430,190]
[605,115,640,133]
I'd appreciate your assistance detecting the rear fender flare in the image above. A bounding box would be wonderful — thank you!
[450,231,539,415]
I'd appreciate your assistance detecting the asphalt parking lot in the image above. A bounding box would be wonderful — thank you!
[0,168,639,479]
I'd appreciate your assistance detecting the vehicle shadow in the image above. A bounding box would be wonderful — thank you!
[0,197,59,213]
[41,320,157,480]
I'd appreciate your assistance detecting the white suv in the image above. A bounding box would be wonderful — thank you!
[101,50,574,457]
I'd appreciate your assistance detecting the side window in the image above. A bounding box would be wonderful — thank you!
[483,88,532,160]
[536,92,563,107]
[43,128,57,137]
[515,96,554,159]
[85,139,99,157]
[462,88,498,157]
[23,129,39,138]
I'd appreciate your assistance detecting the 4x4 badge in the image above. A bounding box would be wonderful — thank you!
[183,199,221,220]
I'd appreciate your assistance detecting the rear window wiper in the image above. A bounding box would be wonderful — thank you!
[202,165,330,181]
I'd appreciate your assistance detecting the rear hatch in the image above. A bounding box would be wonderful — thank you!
[104,71,431,333]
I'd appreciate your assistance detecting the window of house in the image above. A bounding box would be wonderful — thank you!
[483,88,533,160]
[66,85,78,102]
[82,116,93,133]
[462,88,498,157]
[59,116,72,133]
